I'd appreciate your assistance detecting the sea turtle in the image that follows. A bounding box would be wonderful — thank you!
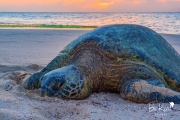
[24,24,180,104]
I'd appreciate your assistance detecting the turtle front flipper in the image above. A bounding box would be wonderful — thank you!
[23,53,70,90]
[120,79,180,104]
[40,65,91,99]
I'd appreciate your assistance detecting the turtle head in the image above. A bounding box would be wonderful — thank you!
[41,74,66,97]
[41,65,84,98]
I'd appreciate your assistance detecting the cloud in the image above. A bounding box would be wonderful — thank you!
[158,0,180,2]
[0,0,85,6]
[98,0,114,7]
[0,0,180,12]
[158,0,166,2]
[99,2,114,6]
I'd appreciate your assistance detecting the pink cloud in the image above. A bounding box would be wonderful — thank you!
[0,0,179,12]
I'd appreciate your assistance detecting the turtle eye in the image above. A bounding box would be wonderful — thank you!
[51,81,65,91]
[51,85,59,91]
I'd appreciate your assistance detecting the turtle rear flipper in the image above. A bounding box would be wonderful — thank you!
[120,79,180,104]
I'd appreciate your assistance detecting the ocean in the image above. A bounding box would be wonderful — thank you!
[0,12,180,34]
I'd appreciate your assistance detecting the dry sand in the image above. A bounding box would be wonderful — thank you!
[0,29,180,120]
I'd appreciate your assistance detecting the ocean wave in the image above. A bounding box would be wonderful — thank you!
[0,12,180,34]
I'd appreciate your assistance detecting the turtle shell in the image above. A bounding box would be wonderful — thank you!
[62,24,180,83]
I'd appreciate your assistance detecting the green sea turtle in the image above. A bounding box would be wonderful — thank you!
[24,24,180,104]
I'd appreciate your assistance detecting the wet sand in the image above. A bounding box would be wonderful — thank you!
[0,29,180,120]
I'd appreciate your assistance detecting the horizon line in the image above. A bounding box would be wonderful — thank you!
[0,11,180,13]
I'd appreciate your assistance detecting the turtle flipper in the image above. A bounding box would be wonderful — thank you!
[23,53,70,90]
[120,79,180,104]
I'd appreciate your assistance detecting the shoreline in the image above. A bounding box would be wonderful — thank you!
[0,24,97,30]
[0,27,95,30]
[0,27,179,35]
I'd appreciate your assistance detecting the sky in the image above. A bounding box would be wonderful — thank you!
[0,0,180,12]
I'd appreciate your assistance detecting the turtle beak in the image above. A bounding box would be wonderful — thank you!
[41,86,55,97]
[40,88,47,97]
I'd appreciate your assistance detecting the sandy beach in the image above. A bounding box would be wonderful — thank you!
[0,29,180,120]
